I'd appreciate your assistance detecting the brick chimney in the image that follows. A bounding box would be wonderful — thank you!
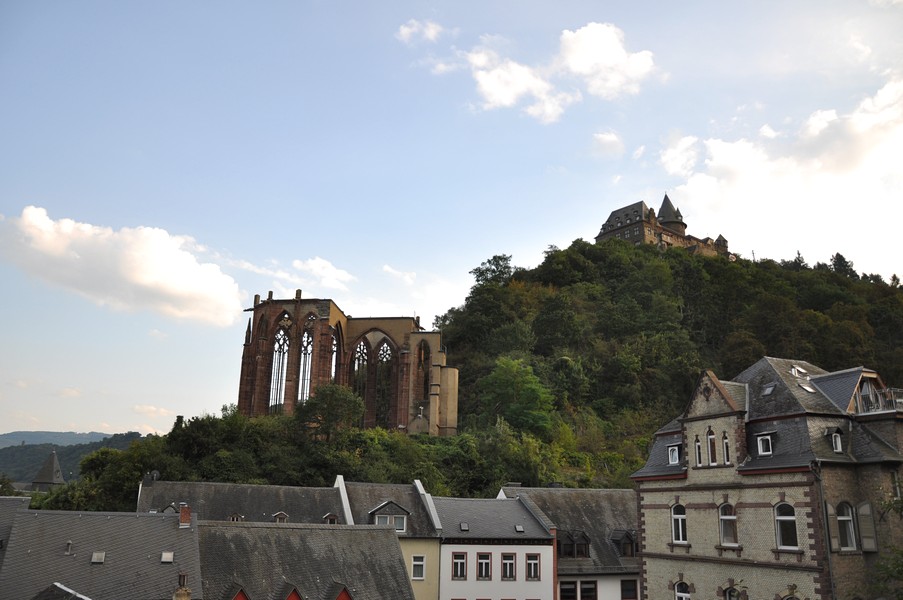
[172,573,191,600]
[179,503,191,529]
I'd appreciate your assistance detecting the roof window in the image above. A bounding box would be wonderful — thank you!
[762,384,775,396]
[161,551,174,564]
[460,522,470,531]
[515,524,525,533]
[90,551,106,564]
[799,382,816,393]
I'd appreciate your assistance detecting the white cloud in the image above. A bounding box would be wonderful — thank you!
[0,207,243,326]
[660,136,700,177]
[59,387,82,398]
[672,75,903,279]
[291,257,356,290]
[148,328,168,339]
[431,22,653,123]
[396,19,445,45]
[383,264,417,286]
[632,145,646,159]
[803,109,838,137]
[558,22,655,100]
[133,404,174,417]
[759,124,779,139]
[592,130,625,158]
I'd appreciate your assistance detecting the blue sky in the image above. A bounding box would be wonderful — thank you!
[1,1,901,435]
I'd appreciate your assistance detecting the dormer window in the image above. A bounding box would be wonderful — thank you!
[757,434,773,456]
[832,432,843,453]
[668,445,681,465]
[375,514,407,532]
[273,511,288,523]
[323,513,338,525]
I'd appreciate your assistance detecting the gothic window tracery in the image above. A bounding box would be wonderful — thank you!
[298,329,313,404]
[269,327,289,412]
[375,341,395,428]
[352,341,369,401]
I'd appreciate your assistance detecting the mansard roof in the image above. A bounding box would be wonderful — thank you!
[198,522,414,600]
[599,201,650,232]
[431,496,552,541]
[342,481,440,537]
[0,510,202,600]
[629,429,686,479]
[733,356,842,419]
[136,479,345,524]
[498,487,639,575]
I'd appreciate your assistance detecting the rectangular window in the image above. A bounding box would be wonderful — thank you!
[501,553,516,580]
[452,553,466,580]
[477,553,491,580]
[560,582,577,600]
[375,514,406,532]
[621,579,638,600]
[758,435,772,455]
[893,471,902,499]
[668,445,680,465]
[722,433,731,464]
[526,554,540,580]
[411,555,425,580]
[580,581,598,600]
[694,438,702,467]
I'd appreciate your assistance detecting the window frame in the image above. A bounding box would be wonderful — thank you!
[477,552,491,580]
[501,552,516,581]
[719,503,738,546]
[722,432,731,464]
[707,429,717,466]
[837,502,857,550]
[525,554,540,581]
[757,435,773,456]
[411,555,425,580]
[774,502,798,549]
[671,504,688,543]
[452,552,467,580]
[675,582,691,600]
[694,436,702,467]
[668,444,681,465]
[832,432,843,453]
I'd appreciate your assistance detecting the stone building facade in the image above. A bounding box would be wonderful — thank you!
[595,194,729,257]
[237,290,458,436]
[632,357,903,600]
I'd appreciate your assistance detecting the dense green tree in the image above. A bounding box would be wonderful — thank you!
[476,357,554,439]
[296,384,365,442]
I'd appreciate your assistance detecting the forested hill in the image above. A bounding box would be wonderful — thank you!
[9,240,902,512]
[437,240,902,432]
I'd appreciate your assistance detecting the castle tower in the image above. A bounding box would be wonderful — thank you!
[656,194,687,236]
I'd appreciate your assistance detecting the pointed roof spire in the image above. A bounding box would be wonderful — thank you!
[657,194,684,224]
[32,450,66,490]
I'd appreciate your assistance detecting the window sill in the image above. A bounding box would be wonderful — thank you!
[667,542,691,554]
[837,549,861,556]
[771,547,804,562]
[715,544,742,557]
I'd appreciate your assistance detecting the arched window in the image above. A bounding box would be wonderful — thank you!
[722,432,731,464]
[331,333,338,382]
[375,341,395,428]
[719,504,738,546]
[837,502,856,550]
[775,503,798,549]
[351,341,368,401]
[269,328,289,412]
[671,505,687,543]
[707,428,717,465]
[298,329,313,404]
[694,436,702,467]
[724,588,741,600]
[675,582,691,600]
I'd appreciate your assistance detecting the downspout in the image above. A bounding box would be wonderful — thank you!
[813,459,836,600]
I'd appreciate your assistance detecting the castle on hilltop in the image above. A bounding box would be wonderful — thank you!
[595,194,729,257]
[237,290,458,436]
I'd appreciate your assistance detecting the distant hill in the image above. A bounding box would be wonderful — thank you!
[0,432,142,483]
[0,431,112,449]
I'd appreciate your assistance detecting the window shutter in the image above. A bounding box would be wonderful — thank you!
[858,501,878,552]
[826,502,840,551]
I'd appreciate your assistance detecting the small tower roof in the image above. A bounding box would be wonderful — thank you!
[33,450,66,486]
[657,194,684,224]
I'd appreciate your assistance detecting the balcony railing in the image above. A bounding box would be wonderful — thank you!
[858,388,903,413]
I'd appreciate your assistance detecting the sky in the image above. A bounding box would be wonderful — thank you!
[1,1,902,436]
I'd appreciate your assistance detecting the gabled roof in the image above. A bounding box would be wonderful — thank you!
[811,367,876,412]
[498,487,638,575]
[137,479,344,524]
[733,357,841,419]
[342,481,439,537]
[0,510,202,600]
[198,522,414,600]
[431,496,552,541]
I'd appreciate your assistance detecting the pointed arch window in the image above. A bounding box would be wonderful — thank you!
[375,342,395,428]
[694,436,702,467]
[269,328,290,411]
[707,428,717,466]
[331,333,338,382]
[298,329,313,404]
[722,432,731,464]
[351,341,368,401]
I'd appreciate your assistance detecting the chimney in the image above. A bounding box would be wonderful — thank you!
[295,289,302,299]
[172,573,191,600]
[179,503,191,529]
[267,290,273,300]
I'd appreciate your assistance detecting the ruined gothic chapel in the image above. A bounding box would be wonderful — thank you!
[237,290,458,436]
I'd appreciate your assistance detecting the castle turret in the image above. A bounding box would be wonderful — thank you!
[657,194,687,235]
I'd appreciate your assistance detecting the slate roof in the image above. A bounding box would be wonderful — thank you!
[499,487,639,576]
[198,522,415,600]
[599,201,650,233]
[0,510,202,600]
[32,451,66,491]
[0,495,30,565]
[629,430,686,479]
[29,583,93,600]
[137,479,345,524]
[733,357,840,419]
[811,367,871,412]
[343,481,439,537]
[657,194,684,224]
[431,496,552,541]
